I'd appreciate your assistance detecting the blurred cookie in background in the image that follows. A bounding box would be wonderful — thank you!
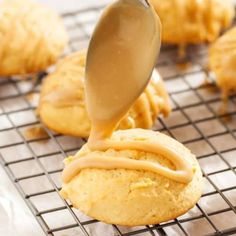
[0,0,68,76]
[150,0,234,52]
[209,26,236,103]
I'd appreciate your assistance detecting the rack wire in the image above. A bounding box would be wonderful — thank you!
[0,4,236,236]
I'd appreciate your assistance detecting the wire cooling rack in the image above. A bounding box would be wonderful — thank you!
[0,4,236,236]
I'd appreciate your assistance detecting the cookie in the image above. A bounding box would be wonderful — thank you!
[0,0,68,76]
[209,27,236,101]
[39,51,171,137]
[150,0,234,46]
[61,129,202,226]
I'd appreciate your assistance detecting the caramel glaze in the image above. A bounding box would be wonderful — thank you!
[62,136,194,184]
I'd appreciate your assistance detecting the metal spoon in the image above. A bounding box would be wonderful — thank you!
[85,0,161,137]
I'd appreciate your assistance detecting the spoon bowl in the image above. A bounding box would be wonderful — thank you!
[85,0,161,135]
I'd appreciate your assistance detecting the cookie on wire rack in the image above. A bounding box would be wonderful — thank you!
[209,26,236,102]
[38,51,171,137]
[149,0,234,50]
[60,129,203,226]
[0,0,68,76]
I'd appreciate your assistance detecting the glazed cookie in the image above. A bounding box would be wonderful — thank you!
[0,0,68,76]
[149,0,234,47]
[38,51,171,137]
[61,129,203,226]
[209,27,236,101]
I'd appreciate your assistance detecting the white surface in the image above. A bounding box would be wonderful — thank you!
[0,165,44,236]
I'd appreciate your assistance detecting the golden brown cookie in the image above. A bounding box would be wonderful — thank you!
[209,27,236,101]
[60,129,203,226]
[0,0,68,76]
[38,51,171,137]
[150,0,234,47]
